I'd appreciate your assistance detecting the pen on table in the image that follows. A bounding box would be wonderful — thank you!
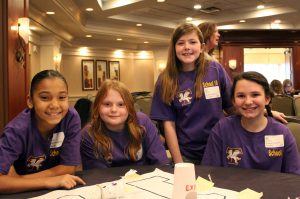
[208,174,212,182]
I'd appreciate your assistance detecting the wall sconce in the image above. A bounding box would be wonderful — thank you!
[157,61,166,73]
[228,59,237,70]
[53,53,62,70]
[18,17,30,44]
[16,17,30,66]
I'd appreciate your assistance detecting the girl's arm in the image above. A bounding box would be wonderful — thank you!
[0,166,85,194]
[21,165,76,178]
[164,121,183,163]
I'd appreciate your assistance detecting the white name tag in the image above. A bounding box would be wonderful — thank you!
[50,131,65,148]
[204,86,220,99]
[264,135,284,148]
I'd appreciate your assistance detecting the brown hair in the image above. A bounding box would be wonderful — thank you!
[89,79,143,162]
[159,23,209,104]
[198,22,218,55]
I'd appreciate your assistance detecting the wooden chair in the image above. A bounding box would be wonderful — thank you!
[287,122,300,153]
[294,96,300,117]
[271,95,295,116]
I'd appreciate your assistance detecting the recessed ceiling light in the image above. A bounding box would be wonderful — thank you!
[274,19,281,24]
[117,38,122,41]
[186,17,193,21]
[86,35,92,38]
[257,5,264,9]
[157,0,165,2]
[194,4,202,10]
[136,23,142,27]
[239,20,246,23]
[86,8,94,12]
[46,11,55,15]
[144,41,149,44]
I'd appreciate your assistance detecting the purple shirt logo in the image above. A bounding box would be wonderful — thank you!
[226,147,243,165]
[177,89,192,106]
[26,155,46,171]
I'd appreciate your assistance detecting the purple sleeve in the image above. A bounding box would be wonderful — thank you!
[139,112,169,165]
[0,128,23,174]
[80,127,109,170]
[201,121,224,166]
[282,130,300,175]
[59,108,82,166]
[150,78,176,121]
[215,62,233,110]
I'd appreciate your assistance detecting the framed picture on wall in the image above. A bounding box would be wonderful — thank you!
[96,60,109,89]
[108,61,120,81]
[81,59,95,90]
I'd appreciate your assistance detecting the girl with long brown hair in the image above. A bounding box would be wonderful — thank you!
[81,80,168,169]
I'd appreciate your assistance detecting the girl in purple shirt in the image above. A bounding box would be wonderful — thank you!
[202,71,300,175]
[0,70,85,193]
[80,80,169,170]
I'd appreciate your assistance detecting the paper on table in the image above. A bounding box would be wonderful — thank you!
[238,188,263,199]
[196,176,214,192]
[30,185,101,199]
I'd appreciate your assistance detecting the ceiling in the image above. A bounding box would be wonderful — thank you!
[29,0,300,50]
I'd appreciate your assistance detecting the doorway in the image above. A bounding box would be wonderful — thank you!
[244,48,293,83]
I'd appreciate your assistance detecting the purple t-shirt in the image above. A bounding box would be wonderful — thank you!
[202,115,300,175]
[80,112,169,169]
[150,61,232,163]
[0,107,82,175]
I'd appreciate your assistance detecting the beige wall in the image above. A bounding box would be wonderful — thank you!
[28,36,169,104]
[60,53,155,99]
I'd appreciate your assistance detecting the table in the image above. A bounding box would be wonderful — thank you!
[2,165,300,199]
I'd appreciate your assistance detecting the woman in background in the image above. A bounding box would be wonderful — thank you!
[198,22,220,56]
[283,79,295,96]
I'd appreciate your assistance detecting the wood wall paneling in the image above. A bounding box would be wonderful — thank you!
[221,46,244,80]
[293,46,300,89]
[6,0,28,123]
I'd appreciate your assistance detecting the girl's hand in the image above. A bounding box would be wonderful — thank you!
[271,110,288,124]
[45,174,86,190]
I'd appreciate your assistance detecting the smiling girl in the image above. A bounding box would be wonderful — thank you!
[202,71,300,175]
[80,80,168,169]
[0,70,85,193]
[150,23,234,164]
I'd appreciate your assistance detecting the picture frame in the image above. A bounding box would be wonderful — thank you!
[81,59,95,90]
[96,60,109,89]
[108,61,120,81]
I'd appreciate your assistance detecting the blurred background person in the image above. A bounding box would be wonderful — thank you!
[270,79,284,96]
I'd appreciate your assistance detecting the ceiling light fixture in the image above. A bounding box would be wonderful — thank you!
[257,5,264,9]
[144,41,149,44]
[194,4,202,10]
[274,19,281,24]
[239,20,246,23]
[86,35,92,38]
[117,38,122,41]
[86,8,94,11]
[136,23,142,27]
[46,11,55,15]
[157,0,165,2]
[186,17,193,21]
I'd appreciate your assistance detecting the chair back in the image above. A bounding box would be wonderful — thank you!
[134,95,152,115]
[74,98,93,128]
[287,122,300,153]
[294,96,300,117]
[271,95,295,116]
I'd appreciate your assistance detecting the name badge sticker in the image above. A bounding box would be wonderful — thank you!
[50,131,65,148]
[264,135,284,148]
[204,86,221,99]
